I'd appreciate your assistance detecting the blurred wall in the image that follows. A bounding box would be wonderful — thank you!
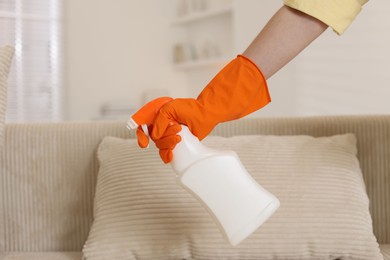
[63,0,390,121]
[63,0,188,120]
[293,1,390,116]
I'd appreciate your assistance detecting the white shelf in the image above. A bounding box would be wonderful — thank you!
[174,57,229,69]
[172,5,232,25]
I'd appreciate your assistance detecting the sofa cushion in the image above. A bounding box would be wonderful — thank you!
[83,134,382,259]
[0,252,81,260]
[0,45,14,148]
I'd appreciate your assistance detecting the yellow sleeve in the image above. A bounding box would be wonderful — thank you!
[283,0,368,35]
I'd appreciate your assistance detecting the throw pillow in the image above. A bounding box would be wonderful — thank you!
[83,134,382,260]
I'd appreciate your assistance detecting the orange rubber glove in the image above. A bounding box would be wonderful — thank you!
[139,55,271,163]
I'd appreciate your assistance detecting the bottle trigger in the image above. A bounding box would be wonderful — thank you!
[141,124,149,137]
[141,124,150,148]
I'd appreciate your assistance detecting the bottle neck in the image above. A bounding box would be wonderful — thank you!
[171,126,220,174]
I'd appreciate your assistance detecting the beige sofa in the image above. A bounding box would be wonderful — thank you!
[1,46,390,259]
[0,117,389,259]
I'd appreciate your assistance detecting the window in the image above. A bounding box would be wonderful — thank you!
[0,0,62,122]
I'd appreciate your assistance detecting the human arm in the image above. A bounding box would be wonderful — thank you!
[143,2,366,163]
[283,0,368,35]
[246,0,369,78]
[243,6,328,79]
[145,5,328,162]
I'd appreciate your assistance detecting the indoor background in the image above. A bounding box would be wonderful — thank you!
[0,0,389,122]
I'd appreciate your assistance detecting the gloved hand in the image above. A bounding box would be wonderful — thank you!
[138,55,271,163]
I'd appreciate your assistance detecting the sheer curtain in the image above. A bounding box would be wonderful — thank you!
[0,0,62,122]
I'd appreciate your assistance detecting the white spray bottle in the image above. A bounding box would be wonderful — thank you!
[127,97,280,246]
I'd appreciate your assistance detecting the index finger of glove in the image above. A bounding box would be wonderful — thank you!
[154,123,182,150]
[151,112,175,140]
[136,126,149,148]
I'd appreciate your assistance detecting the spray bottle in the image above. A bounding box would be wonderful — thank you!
[127,97,280,246]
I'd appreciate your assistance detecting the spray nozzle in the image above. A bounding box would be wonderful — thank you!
[127,96,173,143]
[128,97,173,128]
